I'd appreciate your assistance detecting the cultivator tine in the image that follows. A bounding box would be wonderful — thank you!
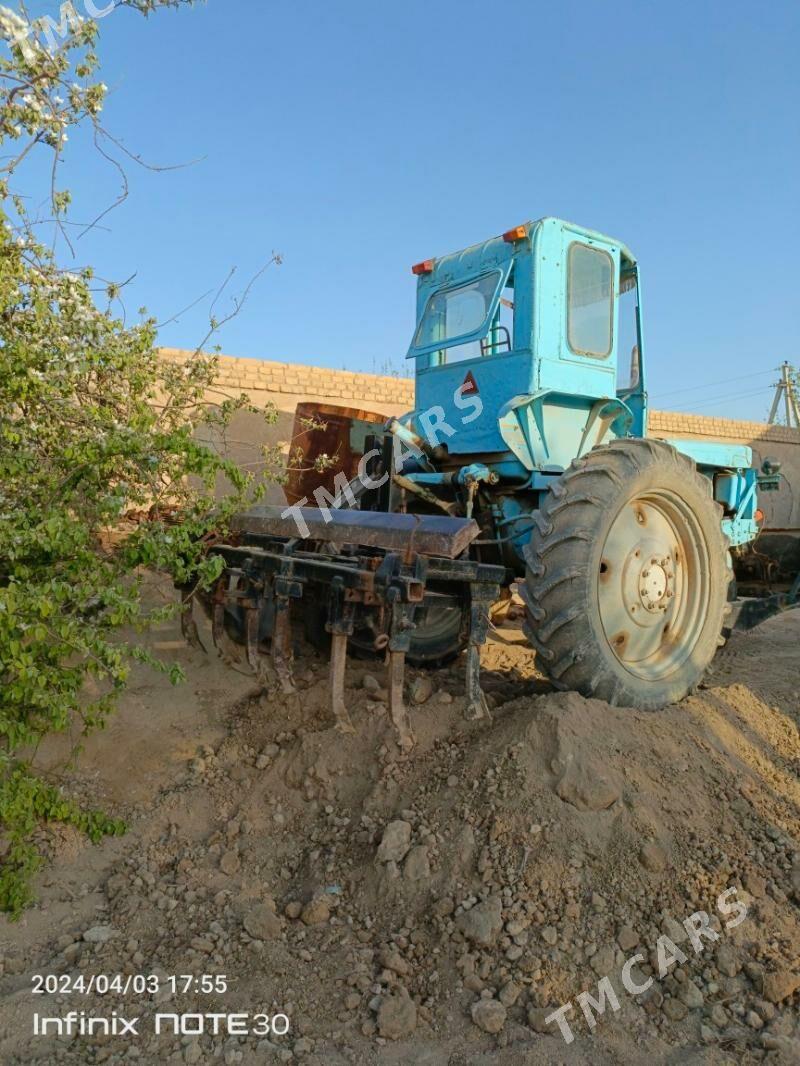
[211,574,244,664]
[388,649,415,754]
[179,585,206,652]
[271,595,296,695]
[386,595,418,754]
[329,632,356,734]
[211,602,239,663]
[465,643,490,721]
[463,585,496,721]
[326,581,356,733]
[244,605,272,687]
[244,605,259,671]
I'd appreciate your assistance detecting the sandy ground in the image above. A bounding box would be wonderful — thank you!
[0,591,798,1065]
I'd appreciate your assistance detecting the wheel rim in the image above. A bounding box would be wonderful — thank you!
[597,489,710,681]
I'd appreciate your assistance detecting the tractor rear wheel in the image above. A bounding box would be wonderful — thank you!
[406,592,468,666]
[520,439,729,709]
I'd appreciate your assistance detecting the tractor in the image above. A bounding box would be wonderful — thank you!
[189,217,782,751]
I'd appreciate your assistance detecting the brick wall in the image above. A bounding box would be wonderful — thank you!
[648,410,800,446]
[159,348,414,412]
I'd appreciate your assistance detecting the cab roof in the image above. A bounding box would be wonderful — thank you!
[413,217,637,277]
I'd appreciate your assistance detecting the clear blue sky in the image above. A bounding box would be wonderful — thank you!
[46,0,800,417]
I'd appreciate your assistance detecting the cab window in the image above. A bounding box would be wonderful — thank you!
[567,243,613,358]
[413,271,500,359]
[616,271,640,392]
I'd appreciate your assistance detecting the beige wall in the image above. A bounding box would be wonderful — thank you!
[161,349,800,530]
[160,348,413,506]
[159,348,414,414]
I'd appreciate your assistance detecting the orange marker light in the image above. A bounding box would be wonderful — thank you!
[412,259,434,275]
[755,508,765,523]
[503,225,527,243]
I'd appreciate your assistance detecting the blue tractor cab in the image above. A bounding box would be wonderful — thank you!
[400,218,759,568]
[411,218,646,452]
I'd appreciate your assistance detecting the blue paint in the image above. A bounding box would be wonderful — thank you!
[662,438,753,470]
[398,217,760,561]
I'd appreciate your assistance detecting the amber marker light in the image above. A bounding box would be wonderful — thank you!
[502,225,527,242]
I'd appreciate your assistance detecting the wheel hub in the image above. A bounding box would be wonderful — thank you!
[637,556,674,613]
[617,536,677,626]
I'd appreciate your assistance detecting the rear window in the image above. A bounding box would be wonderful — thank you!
[413,272,500,352]
[567,243,613,357]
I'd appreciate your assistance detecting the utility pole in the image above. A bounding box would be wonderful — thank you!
[767,361,800,428]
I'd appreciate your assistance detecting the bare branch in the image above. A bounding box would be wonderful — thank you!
[155,286,216,329]
[75,125,130,239]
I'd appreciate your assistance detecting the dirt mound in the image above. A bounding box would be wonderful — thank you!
[1,601,799,1065]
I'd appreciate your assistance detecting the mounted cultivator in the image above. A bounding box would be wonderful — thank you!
[184,508,504,752]
[182,216,798,741]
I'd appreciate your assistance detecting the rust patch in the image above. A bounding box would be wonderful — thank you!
[285,401,386,506]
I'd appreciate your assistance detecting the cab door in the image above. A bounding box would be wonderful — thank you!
[535,220,620,400]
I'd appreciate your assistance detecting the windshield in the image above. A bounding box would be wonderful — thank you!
[412,271,501,352]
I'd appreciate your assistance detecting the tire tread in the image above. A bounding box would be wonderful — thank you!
[523,438,729,709]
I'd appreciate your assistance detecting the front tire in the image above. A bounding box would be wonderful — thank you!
[520,439,729,709]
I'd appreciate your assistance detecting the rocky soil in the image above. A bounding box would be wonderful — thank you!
[1,589,799,1065]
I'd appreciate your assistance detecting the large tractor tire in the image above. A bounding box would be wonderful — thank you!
[520,438,729,709]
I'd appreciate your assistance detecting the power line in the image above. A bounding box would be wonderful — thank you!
[668,386,773,412]
[664,386,774,413]
[651,367,779,401]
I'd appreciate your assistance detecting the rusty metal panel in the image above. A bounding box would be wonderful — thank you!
[285,402,387,506]
[231,506,480,558]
